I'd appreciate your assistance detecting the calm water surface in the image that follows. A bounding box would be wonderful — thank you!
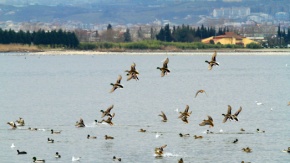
[0,53,290,163]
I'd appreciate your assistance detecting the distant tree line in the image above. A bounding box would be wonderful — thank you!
[277,25,290,45]
[0,28,79,48]
[156,24,229,42]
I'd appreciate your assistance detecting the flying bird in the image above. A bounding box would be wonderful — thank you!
[157,57,170,77]
[155,144,167,156]
[195,89,207,98]
[100,105,114,118]
[125,62,139,81]
[110,75,123,93]
[205,51,219,70]
[158,111,167,122]
[178,105,192,118]
[231,106,242,121]
[199,115,214,127]
[222,105,233,123]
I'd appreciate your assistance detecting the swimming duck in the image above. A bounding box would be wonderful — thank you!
[87,135,97,139]
[17,150,27,155]
[282,147,290,153]
[110,75,123,93]
[256,128,265,133]
[51,129,61,134]
[240,128,245,132]
[16,117,25,126]
[242,147,252,153]
[199,115,214,127]
[32,157,45,163]
[105,135,114,140]
[233,139,238,143]
[178,105,192,118]
[194,135,203,139]
[179,133,190,137]
[195,89,208,98]
[113,156,122,161]
[231,106,242,121]
[55,152,61,158]
[222,105,233,123]
[155,144,167,156]
[157,57,170,77]
[47,138,54,143]
[178,158,184,163]
[28,127,38,131]
[100,105,114,118]
[206,130,214,134]
[287,101,290,106]
[159,111,167,122]
[75,118,85,128]
[139,129,146,132]
[205,51,219,70]
[7,121,17,129]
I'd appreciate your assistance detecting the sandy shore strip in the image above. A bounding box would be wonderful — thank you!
[2,49,290,56]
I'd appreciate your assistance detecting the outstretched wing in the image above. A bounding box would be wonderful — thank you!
[163,57,169,68]
[211,51,217,62]
[227,105,232,115]
[116,75,122,84]
[234,107,242,116]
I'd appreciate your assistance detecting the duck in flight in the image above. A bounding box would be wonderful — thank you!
[157,57,170,77]
[110,75,123,93]
[199,115,214,127]
[159,111,167,122]
[125,62,139,81]
[205,51,219,70]
[195,89,207,98]
[100,105,115,118]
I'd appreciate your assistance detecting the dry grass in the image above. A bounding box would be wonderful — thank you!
[0,44,42,52]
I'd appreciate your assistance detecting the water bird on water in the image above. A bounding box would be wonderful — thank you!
[282,147,290,153]
[110,75,123,93]
[17,150,27,155]
[195,89,207,98]
[287,101,290,106]
[98,116,114,126]
[87,135,97,139]
[157,57,170,77]
[139,129,146,132]
[7,121,17,129]
[155,144,167,157]
[206,130,214,134]
[159,111,167,122]
[51,129,61,134]
[240,128,245,132]
[179,133,190,137]
[233,139,238,143]
[55,152,61,158]
[47,138,54,143]
[113,156,121,161]
[205,51,219,70]
[28,127,38,131]
[256,128,265,133]
[75,118,85,128]
[242,147,252,153]
[194,135,203,139]
[199,115,214,128]
[105,135,114,140]
[178,158,184,163]
[16,117,25,126]
[32,157,45,162]
[11,143,15,148]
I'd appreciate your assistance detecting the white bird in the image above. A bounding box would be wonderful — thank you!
[219,129,223,133]
[11,143,15,148]
[72,156,81,161]
[174,108,179,112]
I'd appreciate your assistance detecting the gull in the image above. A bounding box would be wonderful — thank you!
[11,143,15,148]
[255,101,263,105]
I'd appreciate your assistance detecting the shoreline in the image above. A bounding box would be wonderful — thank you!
[1,48,290,55]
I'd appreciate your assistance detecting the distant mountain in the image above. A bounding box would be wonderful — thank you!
[0,0,288,25]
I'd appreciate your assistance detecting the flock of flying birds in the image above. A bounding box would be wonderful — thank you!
[6,51,290,162]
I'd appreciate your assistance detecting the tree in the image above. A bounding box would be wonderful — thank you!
[123,28,132,42]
